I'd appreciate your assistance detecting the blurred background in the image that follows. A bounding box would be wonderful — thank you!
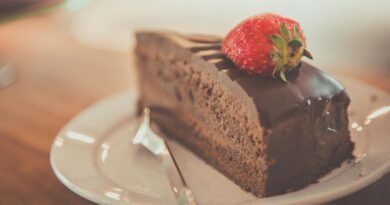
[71,0,390,72]
[0,0,389,204]
[1,0,389,90]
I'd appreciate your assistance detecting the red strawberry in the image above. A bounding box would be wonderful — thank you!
[222,13,313,81]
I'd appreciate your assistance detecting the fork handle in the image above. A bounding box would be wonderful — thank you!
[160,144,198,205]
[177,187,197,205]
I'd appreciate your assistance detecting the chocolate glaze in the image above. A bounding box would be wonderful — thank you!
[181,34,345,126]
[135,31,355,196]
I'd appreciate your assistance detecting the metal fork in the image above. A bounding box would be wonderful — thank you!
[132,108,198,205]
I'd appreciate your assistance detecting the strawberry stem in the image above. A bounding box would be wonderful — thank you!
[268,24,313,82]
[303,49,313,59]
[288,40,303,48]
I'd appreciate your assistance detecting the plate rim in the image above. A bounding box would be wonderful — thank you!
[50,76,390,205]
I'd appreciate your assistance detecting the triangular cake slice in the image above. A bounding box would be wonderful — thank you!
[134,31,354,197]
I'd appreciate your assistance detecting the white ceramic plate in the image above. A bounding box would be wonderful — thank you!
[50,75,390,205]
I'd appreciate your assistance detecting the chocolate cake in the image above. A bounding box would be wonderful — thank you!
[134,31,354,197]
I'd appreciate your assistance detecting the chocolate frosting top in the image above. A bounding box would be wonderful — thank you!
[231,63,345,124]
[166,32,346,125]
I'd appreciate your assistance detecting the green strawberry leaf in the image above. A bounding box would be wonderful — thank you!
[269,35,285,50]
[279,23,290,40]
[280,71,287,82]
[269,52,275,60]
[272,63,283,77]
[272,65,278,77]
[269,51,280,61]
[293,25,300,39]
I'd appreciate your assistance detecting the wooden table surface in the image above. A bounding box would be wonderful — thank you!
[0,11,389,205]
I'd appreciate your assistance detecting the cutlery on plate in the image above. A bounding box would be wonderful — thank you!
[132,108,198,205]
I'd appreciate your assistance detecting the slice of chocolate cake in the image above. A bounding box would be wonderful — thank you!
[134,31,354,197]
